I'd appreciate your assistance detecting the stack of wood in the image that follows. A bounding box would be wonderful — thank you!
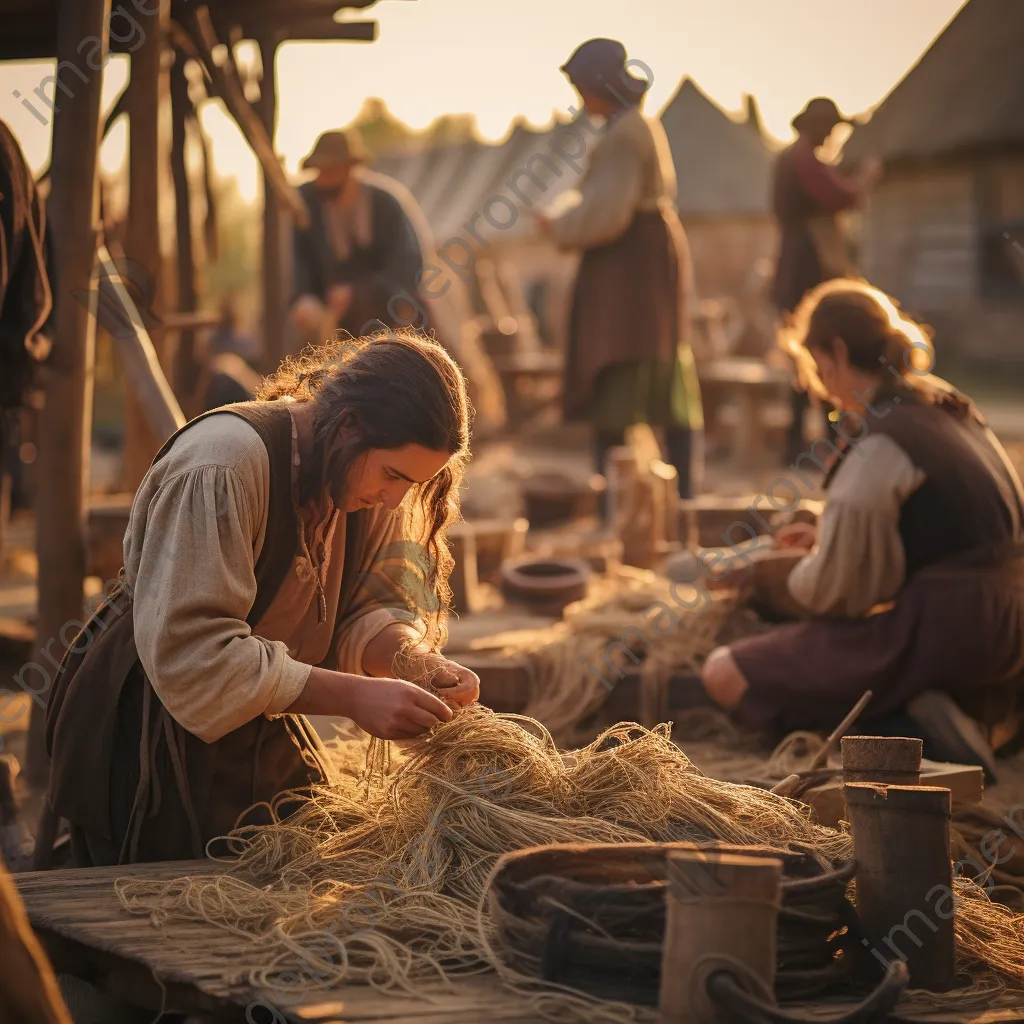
[604,446,680,570]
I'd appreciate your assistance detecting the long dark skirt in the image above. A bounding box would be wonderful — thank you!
[730,565,1024,736]
[564,208,696,424]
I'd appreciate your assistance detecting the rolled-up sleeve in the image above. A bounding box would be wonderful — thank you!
[787,434,925,618]
[129,464,311,743]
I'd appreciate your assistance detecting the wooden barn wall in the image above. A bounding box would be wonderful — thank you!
[681,217,777,301]
[861,160,1024,364]
[489,218,776,351]
[862,166,977,309]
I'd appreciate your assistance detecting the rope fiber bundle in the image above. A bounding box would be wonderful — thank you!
[114,706,1024,1021]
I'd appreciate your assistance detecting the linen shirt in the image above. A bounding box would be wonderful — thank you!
[548,105,678,252]
[122,409,420,743]
[788,433,926,618]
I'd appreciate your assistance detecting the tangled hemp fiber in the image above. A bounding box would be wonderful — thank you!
[115,707,1024,1021]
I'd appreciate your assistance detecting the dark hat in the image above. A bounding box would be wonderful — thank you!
[791,97,856,132]
[301,128,370,170]
[560,38,650,100]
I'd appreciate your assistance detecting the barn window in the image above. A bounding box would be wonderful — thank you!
[977,159,1024,300]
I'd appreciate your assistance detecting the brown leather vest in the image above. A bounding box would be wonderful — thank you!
[44,402,367,866]
[825,387,1024,577]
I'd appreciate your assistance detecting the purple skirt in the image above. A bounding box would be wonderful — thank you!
[730,564,1024,735]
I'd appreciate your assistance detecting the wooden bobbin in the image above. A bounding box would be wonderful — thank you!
[844,783,955,992]
[659,851,783,1024]
[448,527,483,615]
[841,735,923,787]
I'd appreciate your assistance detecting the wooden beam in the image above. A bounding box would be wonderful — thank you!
[122,1,172,490]
[187,5,309,228]
[97,244,186,442]
[169,51,201,407]
[282,19,378,41]
[256,32,286,372]
[26,0,110,787]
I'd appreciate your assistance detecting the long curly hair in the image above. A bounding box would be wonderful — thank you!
[258,329,471,650]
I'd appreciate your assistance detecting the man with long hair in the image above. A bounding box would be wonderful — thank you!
[43,331,480,868]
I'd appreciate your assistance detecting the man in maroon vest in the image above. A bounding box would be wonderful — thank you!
[771,98,880,461]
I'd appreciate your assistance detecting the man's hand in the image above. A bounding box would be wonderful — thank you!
[531,211,552,237]
[345,675,454,739]
[402,652,480,708]
[290,294,325,333]
[774,522,817,551]
[327,283,354,320]
[857,155,883,190]
[287,667,454,739]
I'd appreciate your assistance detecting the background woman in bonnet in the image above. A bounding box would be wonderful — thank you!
[535,38,704,502]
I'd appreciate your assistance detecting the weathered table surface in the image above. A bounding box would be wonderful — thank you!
[15,860,543,1023]
[15,859,1024,1024]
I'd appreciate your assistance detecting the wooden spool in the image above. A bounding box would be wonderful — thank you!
[500,556,590,615]
[659,851,783,1024]
[448,518,527,584]
[842,735,923,786]
[447,528,484,615]
[523,473,604,527]
[844,783,956,992]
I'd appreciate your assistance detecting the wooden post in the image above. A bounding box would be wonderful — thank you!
[170,49,200,407]
[845,783,956,991]
[256,31,285,373]
[25,0,110,787]
[842,735,923,787]
[659,851,782,1023]
[122,0,171,490]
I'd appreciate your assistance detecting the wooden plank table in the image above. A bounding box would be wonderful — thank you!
[16,859,1024,1024]
[698,356,793,469]
[15,861,545,1023]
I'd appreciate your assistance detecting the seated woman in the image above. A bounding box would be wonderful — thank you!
[44,330,480,867]
[702,280,1024,773]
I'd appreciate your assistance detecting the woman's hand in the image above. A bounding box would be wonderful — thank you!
[774,522,817,551]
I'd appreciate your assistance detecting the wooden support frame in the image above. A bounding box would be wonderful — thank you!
[96,244,186,441]
[170,49,201,405]
[256,30,286,372]
[186,5,309,228]
[26,0,110,786]
[121,1,171,490]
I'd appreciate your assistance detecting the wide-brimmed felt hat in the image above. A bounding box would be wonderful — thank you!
[560,38,650,100]
[791,97,857,132]
[301,128,370,170]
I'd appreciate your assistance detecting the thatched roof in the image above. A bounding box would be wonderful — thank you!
[659,78,774,217]
[372,78,775,246]
[842,0,1024,165]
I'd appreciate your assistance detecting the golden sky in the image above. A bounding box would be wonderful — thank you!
[1,0,967,201]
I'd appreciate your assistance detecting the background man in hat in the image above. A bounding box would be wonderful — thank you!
[536,38,703,502]
[771,97,881,460]
[289,127,432,348]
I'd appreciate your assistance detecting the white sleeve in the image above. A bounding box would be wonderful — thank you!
[130,464,311,743]
[547,130,645,251]
[787,434,926,618]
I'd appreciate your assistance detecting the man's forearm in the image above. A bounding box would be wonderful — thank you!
[361,622,424,678]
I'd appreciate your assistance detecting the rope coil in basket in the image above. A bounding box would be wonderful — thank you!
[487,841,858,1007]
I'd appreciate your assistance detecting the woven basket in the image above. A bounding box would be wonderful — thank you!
[488,841,856,1006]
